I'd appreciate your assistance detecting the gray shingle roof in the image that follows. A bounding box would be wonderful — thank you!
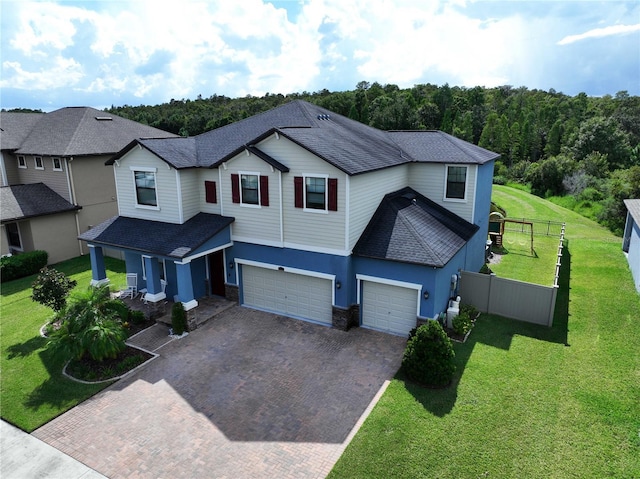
[353,187,479,267]
[79,213,234,259]
[108,100,498,175]
[624,199,640,225]
[0,112,45,151]
[13,107,177,157]
[1,183,80,222]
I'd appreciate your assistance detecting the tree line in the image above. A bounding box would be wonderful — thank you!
[105,82,640,236]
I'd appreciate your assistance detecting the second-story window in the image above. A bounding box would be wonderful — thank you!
[294,176,338,211]
[52,157,62,171]
[17,156,26,169]
[34,156,44,170]
[241,174,259,205]
[306,177,326,210]
[445,166,467,200]
[231,173,269,206]
[134,170,158,207]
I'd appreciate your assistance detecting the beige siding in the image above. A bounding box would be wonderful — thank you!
[198,169,222,215]
[219,150,281,244]
[409,163,476,223]
[114,148,181,223]
[0,225,9,256]
[259,136,347,253]
[2,153,20,186]
[178,168,201,221]
[11,154,71,201]
[348,165,409,250]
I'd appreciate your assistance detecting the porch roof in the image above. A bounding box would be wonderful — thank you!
[79,213,234,259]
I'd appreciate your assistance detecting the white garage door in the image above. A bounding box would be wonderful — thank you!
[362,281,418,336]
[242,265,333,324]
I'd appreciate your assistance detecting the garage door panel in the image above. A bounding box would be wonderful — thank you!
[362,281,418,336]
[242,265,333,324]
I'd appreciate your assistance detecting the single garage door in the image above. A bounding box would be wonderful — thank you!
[242,265,333,324]
[362,281,418,336]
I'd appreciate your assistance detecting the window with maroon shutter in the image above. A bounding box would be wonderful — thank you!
[294,176,304,208]
[205,181,217,204]
[260,176,269,206]
[231,174,240,203]
[328,178,338,211]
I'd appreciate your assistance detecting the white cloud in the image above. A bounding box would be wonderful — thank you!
[558,23,640,45]
[1,57,84,89]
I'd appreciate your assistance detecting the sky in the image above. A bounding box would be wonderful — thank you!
[1,0,639,112]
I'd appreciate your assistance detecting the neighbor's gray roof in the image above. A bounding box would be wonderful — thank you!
[0,183,80,223]
[79,213,234,259]
[353,187,479,267]
[624,199,640,225]
[108,100,498,176]
[0,112,45,151]
[13,107,177,157]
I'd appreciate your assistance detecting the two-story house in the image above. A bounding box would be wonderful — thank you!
[0,108,176,263]
[81,100,498,336]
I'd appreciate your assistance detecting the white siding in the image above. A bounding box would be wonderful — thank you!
[198,169,222,215]
[409,163,476,223]
[258,136,347,253]
[348,165,409,250]
[219,149,281,244]
[114,148,182,223]
[178,169,201,221]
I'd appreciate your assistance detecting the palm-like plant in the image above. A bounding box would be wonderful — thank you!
[48,285,129,362]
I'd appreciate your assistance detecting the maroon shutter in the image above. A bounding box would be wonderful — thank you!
[294,176,303,208]
[259,175,269,206]
[205,181,217,204]
[231,174,240,203]
[328,178,338,211]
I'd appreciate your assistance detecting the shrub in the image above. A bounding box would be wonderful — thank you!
[128,309,146,325]
[402,321,455,387]
[31,267,77,312]
[452,310,473,336]
[460,303,479,319]
[171,301,187,335]
[0,250,48,282]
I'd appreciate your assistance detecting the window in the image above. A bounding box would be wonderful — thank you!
[445,166,467,200]
[205,181,217,204]
[52,157,62,171]
[142,257,166,281]
[34,156,44,170]
[5,223,22,250]
[230,173,269,206]
[17,156,26,169]
[134,169,158,207]
[294,176,338,211]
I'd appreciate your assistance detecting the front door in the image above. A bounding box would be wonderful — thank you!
[209,250,226,297]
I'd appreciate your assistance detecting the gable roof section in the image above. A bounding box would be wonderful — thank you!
[1,183,81,223]
[624,199,640,225]
[14,107,177,157]
[79,213,234,259]
[0,112,45,151]
[353,187,479,267]
[388,131,499,164]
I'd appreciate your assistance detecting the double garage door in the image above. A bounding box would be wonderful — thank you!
[362,280,419,336]
[242,265,333,324]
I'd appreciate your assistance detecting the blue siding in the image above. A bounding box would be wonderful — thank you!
[465,160,494,272]
[628,218,640,293]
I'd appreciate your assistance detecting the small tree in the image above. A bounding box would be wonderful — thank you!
[171,301,187,335]
[32,267,77,313]
[402,321,456,387]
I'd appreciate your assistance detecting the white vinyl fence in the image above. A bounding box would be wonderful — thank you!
[460,224,565,327]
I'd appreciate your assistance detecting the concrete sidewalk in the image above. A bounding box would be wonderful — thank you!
[1,420,106,479]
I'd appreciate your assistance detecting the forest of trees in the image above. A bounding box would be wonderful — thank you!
[105,82,639,236]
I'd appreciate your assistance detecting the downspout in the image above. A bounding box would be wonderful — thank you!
[67,157,84,256]
[0,152,8,186]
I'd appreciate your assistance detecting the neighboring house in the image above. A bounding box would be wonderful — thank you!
[623,199,640,293]
[81,100,498,336]
[0,108,177,264]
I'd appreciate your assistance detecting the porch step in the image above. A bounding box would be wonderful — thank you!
[156,297,236,329]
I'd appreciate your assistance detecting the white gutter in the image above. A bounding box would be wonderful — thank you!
[67,157,84,256]
[0,152,8,186]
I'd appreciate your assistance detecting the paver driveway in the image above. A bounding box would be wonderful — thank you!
[33,306,406,478]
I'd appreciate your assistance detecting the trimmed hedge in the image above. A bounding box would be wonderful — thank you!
[0,250,48,283]
[402,321,456,387]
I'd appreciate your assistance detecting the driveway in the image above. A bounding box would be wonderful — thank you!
[32,306,406,478]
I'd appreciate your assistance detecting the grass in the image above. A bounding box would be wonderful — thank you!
[329,185,640,478]
[0,256,127,432]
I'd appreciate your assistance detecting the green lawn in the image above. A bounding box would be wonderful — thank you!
[0,256,126,432]
[330,186,640,478]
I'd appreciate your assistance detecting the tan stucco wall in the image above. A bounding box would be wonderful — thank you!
[0,225,10,256]
[29,213,81,264]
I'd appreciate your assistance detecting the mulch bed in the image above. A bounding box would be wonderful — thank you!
[65,346,154,382]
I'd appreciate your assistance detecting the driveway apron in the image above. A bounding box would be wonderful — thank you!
[32,306,406,479]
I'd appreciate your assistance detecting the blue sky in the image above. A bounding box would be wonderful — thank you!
[1,0,638,112]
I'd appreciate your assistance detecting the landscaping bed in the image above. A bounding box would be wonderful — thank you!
[65,346,154,383]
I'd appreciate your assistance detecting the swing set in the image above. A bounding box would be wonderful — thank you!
[503,219,534,255]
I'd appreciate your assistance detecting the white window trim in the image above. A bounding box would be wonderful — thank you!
[5,222,23,251]
[34,156,44,170]
[17,155,26,169]
[239,171,261,208]
[130,166,160,210]
[443,164,468,203]
[52,157,62,171]
[303,173,329,214]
